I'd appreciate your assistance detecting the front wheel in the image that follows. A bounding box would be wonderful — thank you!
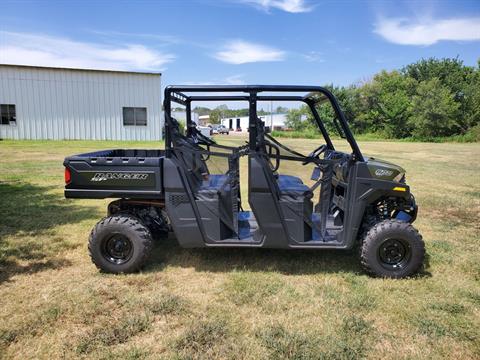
[88,214,153,273]
[360,219,425,278]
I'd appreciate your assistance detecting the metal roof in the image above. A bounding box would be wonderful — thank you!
[0,63,161,76]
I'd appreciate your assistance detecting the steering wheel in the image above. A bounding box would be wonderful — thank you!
[302,144,327,165]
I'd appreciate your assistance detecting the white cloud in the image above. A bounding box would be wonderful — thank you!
[0,31,175,71]
[214,40,285,64]
[302,51,324,62]
[186,75,245,86]
[236,0,312,13]
[224,74,246,85]
[374,16,480,45]
[89,30,182,44]
[182,74,245,86]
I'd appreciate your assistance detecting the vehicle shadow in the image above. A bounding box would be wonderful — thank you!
[0,182,99,284]
[148,235,363,276]
[148,234,432,278]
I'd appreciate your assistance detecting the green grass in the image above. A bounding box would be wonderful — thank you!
[0,138,479,359]
[270,126,480,143]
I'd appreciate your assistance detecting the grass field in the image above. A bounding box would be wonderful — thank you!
[0,138,479,359]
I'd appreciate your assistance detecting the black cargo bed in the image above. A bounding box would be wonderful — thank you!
[64,149,165,199]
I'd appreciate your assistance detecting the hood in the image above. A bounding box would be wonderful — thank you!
[366,157,405,182]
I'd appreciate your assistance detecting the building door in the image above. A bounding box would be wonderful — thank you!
[229,119,233,130]
[236,118,241,130]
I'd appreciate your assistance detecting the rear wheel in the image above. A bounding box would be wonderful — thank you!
[88,214,153,273]
[360,219,425,278]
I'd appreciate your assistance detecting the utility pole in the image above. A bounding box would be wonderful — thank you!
[270,100,273,131]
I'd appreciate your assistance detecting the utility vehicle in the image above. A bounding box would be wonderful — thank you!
[64,85,425,278]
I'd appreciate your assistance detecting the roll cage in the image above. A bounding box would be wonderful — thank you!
[163,85,364,162]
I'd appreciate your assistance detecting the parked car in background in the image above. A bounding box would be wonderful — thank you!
[211,124,229,135]
[217,125,229,135]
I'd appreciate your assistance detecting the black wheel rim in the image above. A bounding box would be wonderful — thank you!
[378,238,411,270]
[102,234,133,265]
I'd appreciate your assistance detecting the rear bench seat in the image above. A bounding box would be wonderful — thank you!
[277,175,310,194]
[201,174,229,191]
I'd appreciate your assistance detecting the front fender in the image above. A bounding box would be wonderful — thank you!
[343,165,415,249]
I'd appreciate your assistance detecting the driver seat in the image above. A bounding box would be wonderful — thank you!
[258,122,311,196]
[250,121,314,243]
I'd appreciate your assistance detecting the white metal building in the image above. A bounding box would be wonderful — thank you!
[221,113,288,132]
[0,64,163,140]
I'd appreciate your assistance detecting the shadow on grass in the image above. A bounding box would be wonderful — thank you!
[418,252,432,278]
[147,235,363,276]
[0,182,100,283]
[147,235,432,278]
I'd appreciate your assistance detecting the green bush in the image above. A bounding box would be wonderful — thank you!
[280,57,480,142]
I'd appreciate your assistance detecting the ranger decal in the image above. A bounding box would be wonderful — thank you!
[91,172,149,182]
[375,169,394,177]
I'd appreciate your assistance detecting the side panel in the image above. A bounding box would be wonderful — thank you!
[64,154,163,199]
[279,196,312,243]
[163,158,206,248]
[248,155,290,248]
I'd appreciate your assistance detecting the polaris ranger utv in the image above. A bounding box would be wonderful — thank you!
[64,85,425,278]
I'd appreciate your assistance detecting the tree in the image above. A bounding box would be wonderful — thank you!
[402,57,474,96]
[459,66,480,132]
[325,85,362,133]
[410,78,460,137]
[403,57,479,134]
[209,104,228,124]
[193,106,212,116]
[357,71,415,138]
[285,106,308,130]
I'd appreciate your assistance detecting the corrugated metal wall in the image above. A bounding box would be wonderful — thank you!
[0,65,163,140]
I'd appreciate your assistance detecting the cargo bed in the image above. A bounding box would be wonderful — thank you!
[64,149,165,199]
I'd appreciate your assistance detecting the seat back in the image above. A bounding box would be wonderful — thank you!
[169,116,242,238]
[250,118,315,244]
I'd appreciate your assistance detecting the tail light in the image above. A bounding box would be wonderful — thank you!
[64,167,71,184]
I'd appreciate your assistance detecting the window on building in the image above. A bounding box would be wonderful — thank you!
[1,104,16,125]
[123,107,147,126]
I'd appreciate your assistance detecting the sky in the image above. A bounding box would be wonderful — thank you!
[1,0,479,90]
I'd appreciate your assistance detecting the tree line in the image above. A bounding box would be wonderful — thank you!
[181,57,479,140]
[287,57,480,140]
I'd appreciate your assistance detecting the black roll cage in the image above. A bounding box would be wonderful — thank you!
[163,85,364,162]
